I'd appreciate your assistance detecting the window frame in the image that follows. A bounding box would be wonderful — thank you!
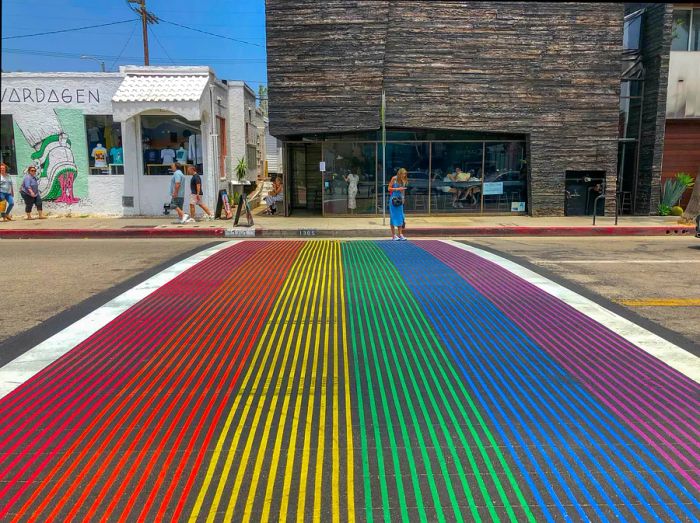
[672,7,700,51]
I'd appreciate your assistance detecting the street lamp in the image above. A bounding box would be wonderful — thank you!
[81,55,106,72]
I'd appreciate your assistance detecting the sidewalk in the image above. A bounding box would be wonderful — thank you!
[0,211,695,239]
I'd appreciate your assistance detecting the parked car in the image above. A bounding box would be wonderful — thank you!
[696,214,700,238]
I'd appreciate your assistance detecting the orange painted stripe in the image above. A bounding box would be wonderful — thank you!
[81,242,299,522]
[19,242,297,522]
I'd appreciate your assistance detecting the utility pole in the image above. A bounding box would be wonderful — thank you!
[128,0,159,65]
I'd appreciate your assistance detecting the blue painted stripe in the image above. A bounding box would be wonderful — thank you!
[381,241,694,521]
[416,242,700,519]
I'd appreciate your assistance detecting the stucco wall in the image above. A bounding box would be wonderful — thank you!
[1,73,124,215]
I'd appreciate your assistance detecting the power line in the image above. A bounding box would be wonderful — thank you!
[148,26,176,66]
[110,23,138,71]
[3,48,265,63]
[2,19,137,40]
[158,18,263,48]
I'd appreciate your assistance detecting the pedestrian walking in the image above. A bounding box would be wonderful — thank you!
[187,165,213,220]
[169,162,192,224]
[388,167,408,240]
[19,164,46,220]
[0,163,15,222]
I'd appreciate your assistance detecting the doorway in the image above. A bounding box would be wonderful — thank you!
[286,143,322,215]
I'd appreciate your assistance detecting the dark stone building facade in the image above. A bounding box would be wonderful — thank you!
[266,2,669,217]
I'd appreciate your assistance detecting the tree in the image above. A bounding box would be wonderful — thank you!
[258,85,268,117]
[681,173,700,223]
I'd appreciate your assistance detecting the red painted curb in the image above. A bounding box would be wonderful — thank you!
[0,228,226,239]
[0,225,694,239]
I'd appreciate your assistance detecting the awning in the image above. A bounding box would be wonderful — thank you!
[112,66,211,122]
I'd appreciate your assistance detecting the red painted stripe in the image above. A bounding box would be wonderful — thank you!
[0,246,235,422]
[0,243,265,519]
[0,246,254,465]
[135,241,303,521]
[31,242,299,522]
[100,241,302,521]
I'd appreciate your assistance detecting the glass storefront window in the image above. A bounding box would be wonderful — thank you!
[322,142,377,215]
[0,115,17,175]
[672,9,691,51]
[384,142,429,215]
[623,12,642,51]
[692,9,700,51]
[430,142,483,213]
[140,115,201,175]
[85,115,121,174]
[483,142,527,213]
[619,96,642,140]
[287,130,529,216]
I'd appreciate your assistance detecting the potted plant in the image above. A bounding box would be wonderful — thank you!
[659,172,694,215]
[235,157,248,181]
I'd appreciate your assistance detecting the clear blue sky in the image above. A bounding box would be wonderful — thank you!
[1,0,267,92]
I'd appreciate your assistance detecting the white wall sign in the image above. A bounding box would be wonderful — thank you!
[483,182,504,195]
[319,161,326,172]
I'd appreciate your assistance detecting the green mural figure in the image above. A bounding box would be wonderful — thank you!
[14,108,80,204]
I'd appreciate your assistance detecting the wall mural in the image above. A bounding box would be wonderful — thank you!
[12,107,88,203]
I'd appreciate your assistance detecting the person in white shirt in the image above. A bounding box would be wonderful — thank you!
[161,144,176,165]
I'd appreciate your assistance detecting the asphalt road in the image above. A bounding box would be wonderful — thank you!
[468,236,700,344]
[0,239,219,346]
[2,237,697,348]
[1,239,697,521]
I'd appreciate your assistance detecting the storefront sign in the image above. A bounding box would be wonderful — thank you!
[483,182,504,195]
[1,87,100,105]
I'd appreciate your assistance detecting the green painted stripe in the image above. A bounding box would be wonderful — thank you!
[381,242,537,523]
[349,242,441,522]
[357,242,480,521]
[343,245,393,522]
[347,243,419,522]
[353,242,461,522]
[359,241,536,522]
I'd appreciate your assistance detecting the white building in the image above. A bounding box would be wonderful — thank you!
[0,66,265,216]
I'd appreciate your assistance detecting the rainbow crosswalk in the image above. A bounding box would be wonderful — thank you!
[1,240,698,522]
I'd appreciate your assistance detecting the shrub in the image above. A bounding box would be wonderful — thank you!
[670,205,684,216]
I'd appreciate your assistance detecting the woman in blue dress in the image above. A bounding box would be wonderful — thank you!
[388,167,408,240]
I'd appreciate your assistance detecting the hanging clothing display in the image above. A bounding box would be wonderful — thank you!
[161,148,176,165]
[91,144,108,167]
[187,134,203,164]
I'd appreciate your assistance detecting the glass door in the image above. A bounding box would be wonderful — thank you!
[287,143,322,214]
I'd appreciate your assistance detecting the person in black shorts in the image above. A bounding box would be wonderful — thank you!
[187,165,213,220]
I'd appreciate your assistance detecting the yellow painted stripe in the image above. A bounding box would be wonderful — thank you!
[314,242,332,521]
[225,243,324,521]
[189,243,314,522]
[617,298,700,307]
[189,241,355,522]
[257,241,328,522]
[297,243,329,520]
[331,243,341,521]
[339,245,356,522]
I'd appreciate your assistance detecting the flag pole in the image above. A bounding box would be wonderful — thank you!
[381,89,386,226]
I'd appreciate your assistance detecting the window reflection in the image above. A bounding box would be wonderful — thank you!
[322,142,376,214]
[384,142,429,214]
[431,142,483,213]
[483,142,527,213]
[672,10,691,51]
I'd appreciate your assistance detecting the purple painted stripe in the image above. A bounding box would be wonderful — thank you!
[421,241,700,491]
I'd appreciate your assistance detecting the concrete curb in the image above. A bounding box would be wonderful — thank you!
[0,225,694,239]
